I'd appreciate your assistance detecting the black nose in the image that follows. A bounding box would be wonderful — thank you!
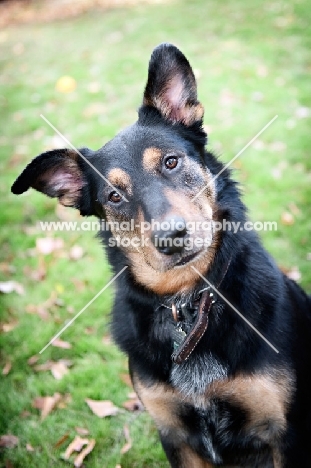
[151,216,187,255]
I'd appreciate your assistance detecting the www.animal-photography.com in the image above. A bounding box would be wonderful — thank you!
[1,1,311,467]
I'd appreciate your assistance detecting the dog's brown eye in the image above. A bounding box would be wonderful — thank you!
[165,156,178,170]
[109,191,122,203]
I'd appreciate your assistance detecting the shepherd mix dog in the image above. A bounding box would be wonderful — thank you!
[12,44,311,467]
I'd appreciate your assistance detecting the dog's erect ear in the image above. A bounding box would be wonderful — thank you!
[143,43,204,126]
[11,148,93,215]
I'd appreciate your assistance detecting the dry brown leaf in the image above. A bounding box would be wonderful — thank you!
[0,262,15,275]
[63,436,89,460]
[33,361,54,372]
[74,439,96,467]
[50,361,70,380]
[69,245,84,260]
[26,443,34,452]
[51,338,72,349]
[27,355,39,365]
[36,237,64,255]
[102,334,112,345]
[75,427,89,436]
[0,435,19,448]
[0,280,24,295]
[32,392,62,420]
[120,425,132,455]
[26,304,50,321]
[54,433,70,448]
[85,399,119,418]
[2,361,12,375]
[122,397,144,412]
[120,373,132,387]
[1,320,19,333]
[280,211,294,226]
[288,202,301,216]
[286,266,302,282]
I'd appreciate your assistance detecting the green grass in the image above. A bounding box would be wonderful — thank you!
[1,0,311,466]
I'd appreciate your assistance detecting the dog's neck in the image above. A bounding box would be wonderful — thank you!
[158,256,233,364]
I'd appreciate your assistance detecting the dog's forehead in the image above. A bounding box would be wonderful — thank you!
[100,122,193,169]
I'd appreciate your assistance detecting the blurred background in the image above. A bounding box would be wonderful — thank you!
[1,0,310,466]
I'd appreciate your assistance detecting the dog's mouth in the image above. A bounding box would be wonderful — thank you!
[174,250,202,267]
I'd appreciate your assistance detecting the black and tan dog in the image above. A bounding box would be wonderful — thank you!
[12,44,311,467]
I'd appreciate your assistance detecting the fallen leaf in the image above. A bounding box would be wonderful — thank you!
[26,443,34,452]
[102,334,112,345]
[33,359,72,380]
[75,427,89,436]
[32,392,62,420]
[63,436,89,460]
[51,338,72,349]
[0,435,19,448]
[2,361,12,375]
[280,211,294,226]
[288,202,301,216]
[0,262,15,274]
[0,281,24,295]
[286,266,301,282]
[85,399,119,418]
[36,237,64,255]
[27,355,40,365]
[50,361,70,380]
[69,245,84,260]
[74,439,96,467]
[55,75,77,93]
[1,320,19,332]
[120,425,132,455]
[54,433,70,448]
[122,397,144,412]
[33,361,54,372]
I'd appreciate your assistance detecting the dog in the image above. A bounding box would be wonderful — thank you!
[12,44,311,467]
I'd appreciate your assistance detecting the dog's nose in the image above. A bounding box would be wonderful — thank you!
[151,216,187,255]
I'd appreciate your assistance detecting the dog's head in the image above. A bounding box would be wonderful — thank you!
[12,44,225,295]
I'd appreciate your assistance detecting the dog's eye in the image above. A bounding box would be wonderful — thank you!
[164,156,178,170]
[109,191,122,203]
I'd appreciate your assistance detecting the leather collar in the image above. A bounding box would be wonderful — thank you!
[169,258,232,364]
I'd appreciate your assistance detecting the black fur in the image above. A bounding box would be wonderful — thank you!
[12,44,311,467]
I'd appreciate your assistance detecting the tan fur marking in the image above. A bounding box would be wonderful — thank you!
[142,147,162,173]
[133,376,183,432]
[127,184,218,294]
[179,446,213,468]
[205,371,293,443]
[107,168,132,195]
[134,370,292,467]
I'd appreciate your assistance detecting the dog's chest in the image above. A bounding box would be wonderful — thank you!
[133,368,292,466]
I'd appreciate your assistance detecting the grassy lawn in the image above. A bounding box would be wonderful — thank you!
[1,0,310,466]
